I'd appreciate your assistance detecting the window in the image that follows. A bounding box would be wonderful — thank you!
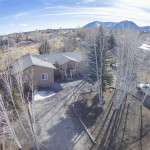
[22,75,28,83]
[41,73,48,80]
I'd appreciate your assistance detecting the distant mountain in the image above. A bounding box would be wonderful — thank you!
[83,20,150,31]
[141,26,150,31]
[113,20,140,30]
[101,22,117,29]
[83,21,101,28]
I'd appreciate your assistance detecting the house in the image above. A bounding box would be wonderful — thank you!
[12,51,86,87]
[34,51,86,80]
[12,53,56,87]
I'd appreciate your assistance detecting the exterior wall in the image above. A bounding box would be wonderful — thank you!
[23,66,54,87]
[22,61,86,86]
[54,63,60,76]
[54,69,60,76]
[65,61,75,70]
[21,61,86,86]
[77,61,86,75]
[61,61,86,75]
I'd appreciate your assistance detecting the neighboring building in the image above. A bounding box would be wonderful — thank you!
[12,51,87,87]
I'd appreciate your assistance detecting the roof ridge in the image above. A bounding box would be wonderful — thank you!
[62,54,79,62]
[30,55,56,69]
[62,54,72,60]
[30,54,34,65]
[29,53,40,64]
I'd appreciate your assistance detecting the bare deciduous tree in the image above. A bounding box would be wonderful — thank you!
[114,29,139,109]
[0,94,22,149]
[0,44,39,149]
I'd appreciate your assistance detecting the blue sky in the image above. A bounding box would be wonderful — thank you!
[0,0,150,35]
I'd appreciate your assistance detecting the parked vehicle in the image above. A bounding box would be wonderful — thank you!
[137,83,150,95]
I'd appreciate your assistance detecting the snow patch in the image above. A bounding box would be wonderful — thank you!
[34,90,56,101]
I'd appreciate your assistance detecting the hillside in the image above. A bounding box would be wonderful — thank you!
[0,43,40,70]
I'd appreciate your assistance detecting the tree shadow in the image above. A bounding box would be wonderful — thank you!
[143,96,150,110]
[73,94,103,128]
[35,80,84,124]
[38,83,63,93]
[39,106,90,150]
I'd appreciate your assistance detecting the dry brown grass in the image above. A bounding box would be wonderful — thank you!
[0,43,40,70]
[52,42,64,50]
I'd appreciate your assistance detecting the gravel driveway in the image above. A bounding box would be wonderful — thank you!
[34,79,92,150]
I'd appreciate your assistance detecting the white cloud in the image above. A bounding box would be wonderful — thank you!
[45,6,70,9]
[84,0,96,3]
[18,23,29,27]
[15,12,28,18]
[14,12,32,20]
[1,0,150,34]
[119,0,150,9]
[40,2,150,26]
[1,12,29,21]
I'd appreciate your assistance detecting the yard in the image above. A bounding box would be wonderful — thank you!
[34,79,150,150]
[73,88,150,150]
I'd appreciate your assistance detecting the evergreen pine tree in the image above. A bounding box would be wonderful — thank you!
[38,39,51,54]
[108,32,116,50]
[86,26,113,106]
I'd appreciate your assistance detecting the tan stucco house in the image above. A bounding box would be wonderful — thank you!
[12,53,56,87]
[12,51,86,87]
[34,51,86,81]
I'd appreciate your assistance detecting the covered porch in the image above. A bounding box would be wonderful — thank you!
[54,61,80,81]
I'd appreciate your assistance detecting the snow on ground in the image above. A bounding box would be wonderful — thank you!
[34,90,56,101]
[139,44,150,51]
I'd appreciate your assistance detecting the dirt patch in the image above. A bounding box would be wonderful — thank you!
[73,88,150,150]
